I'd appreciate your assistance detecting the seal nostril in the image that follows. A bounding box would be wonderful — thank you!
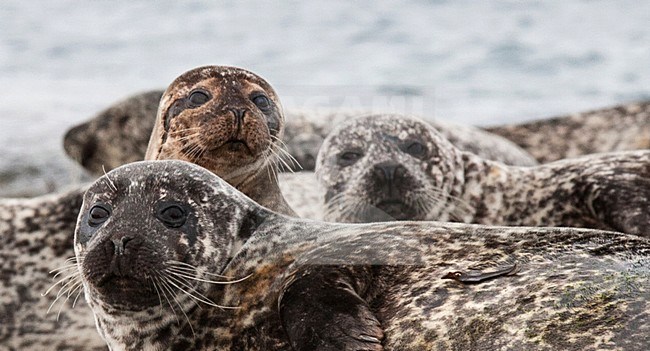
[111,236,134,255]
[373,162,400,183]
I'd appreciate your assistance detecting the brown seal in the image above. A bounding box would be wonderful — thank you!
[144,65,297,216]
[71,159,650,350]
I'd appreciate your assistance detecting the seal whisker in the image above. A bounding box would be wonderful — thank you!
[268,145,293,173]
[55,279,83,321]
[164,271,240,310]
[101,165,118,192]
[153,274,181,326]
[418,189,473,221]
[49,264,79,279]
[149,276,165,314]
[44,274,82,317]
[42,271,81,297]
[157,274,197,338]
[166,261,236,279]
[164,268,253,285]
[270,135,303,170]
[169,127,202,135]
[172,132,203,143]
[71,285,85,309]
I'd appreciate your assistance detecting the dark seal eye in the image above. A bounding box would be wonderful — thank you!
[156,204,187,228]
[88,204,111,227]
[188,89,210,107]
[338,151,363,167]
[404,142,427,158]
[252,94,271,111]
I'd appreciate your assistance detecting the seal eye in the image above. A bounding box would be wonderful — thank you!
[188,90,210,107]
[404,142,427,158]
[252,94,271,111]
[157,204,187,228]
[338,151,363,167]
[88,204,111,227]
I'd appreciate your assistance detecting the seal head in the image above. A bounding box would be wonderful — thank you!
[74,160,262,348]
[316,114,464,222]
[145,65,296,215]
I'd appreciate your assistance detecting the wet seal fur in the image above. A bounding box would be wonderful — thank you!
[72,160,650,350]
[0,188,107,350]
[145,65,297,216]
[316,114,650,237]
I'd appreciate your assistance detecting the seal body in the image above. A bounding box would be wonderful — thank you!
[316,114,650,236]
[485,100,650,163]
[74,160,650,351]
[0,188,107,350]
[145,65,296,216]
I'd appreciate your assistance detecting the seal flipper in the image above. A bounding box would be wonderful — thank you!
[279,266,384,351]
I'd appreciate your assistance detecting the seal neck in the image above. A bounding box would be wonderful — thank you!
[230,163,297,217]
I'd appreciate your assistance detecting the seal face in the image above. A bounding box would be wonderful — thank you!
[74,161,259,349]
[316,114,465,223]
[75,160,650,351]
[144,65,297,216]
[317,114,650,237]
[145,65,284,182]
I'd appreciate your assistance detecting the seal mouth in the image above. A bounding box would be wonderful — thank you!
[214,139,253,156]
[95,275,159,309]
[374,200,417,220]
[97,275,146,290]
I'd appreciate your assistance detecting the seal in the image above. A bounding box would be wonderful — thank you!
[64,90,163,175]
[71,159,650,350]
[485,100,650,163]
[0,188,107,350]
[144,65,298,216]
[63,93,539,174]
[316,114,650,236]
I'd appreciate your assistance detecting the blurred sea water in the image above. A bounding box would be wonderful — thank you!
[0,0,649,196]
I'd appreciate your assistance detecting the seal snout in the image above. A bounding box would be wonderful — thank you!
[372,162,408,196]
[103,235,142,279]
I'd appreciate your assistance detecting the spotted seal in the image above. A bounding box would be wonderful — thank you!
[71,159,649,350]
[63,92,539,175]
[144,65,299,216]
[485,100,650,163]
[316,114,650,236]
[0,188,107,350]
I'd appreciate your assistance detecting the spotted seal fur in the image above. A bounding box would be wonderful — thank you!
[0,188,107,350]
[70,159,650,350]
[486,100,650,163]
[316,114,650,237]
[63,92,538,175]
